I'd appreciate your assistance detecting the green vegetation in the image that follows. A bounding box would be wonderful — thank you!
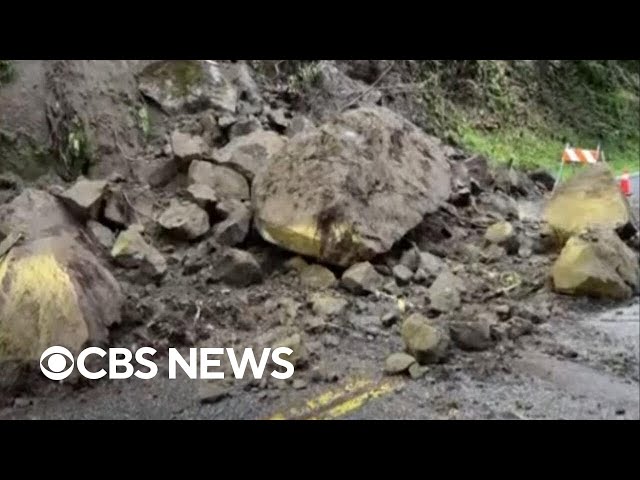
[0,60,15,85]
[142,60,204,98]
[412,60,640,174]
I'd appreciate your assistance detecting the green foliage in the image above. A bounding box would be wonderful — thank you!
[0,60,15,85]
[59,117,92,179]
[287,61,323,94]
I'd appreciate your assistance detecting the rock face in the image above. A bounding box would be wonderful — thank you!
[401,313,449,365]
[341,261,384,294]
[188,160,250,201]
[551,229,639,299]
[111,225,167,278]
[252,107,452,267]
[213,130,287,180]
[0,188,80,240]
[138,60,237,115]
[157,200,210,240]
[544,164,635,245]
[0,234,122,360]
[58,178,107,221]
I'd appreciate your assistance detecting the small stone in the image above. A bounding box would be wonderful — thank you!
[285,116,315,138]
[228,117,262,139]
[157,200,210,240]
[135,157,178,188]
[13,397,32,408]
[401,313,449,365]
[292,378,308,390]
[399,247,420,272]
[381,309,401,327]
[413,268,429,284]
[210,248,263,287]
[188,160,250,201]
[284,256,309,272]
[171,131,206,162]
[341,261,384,294]
[267,108,290,130]
[186,184,217,211]
[393,264,414,285]
[507,317,533,339]
[382,280,401,296]
[349,314,381,336]
[103,190,131,229]
[212,202,251,246]
[428,270,463,313]
[304,316,326,333]
[384,352,416,374]
[218,114,237,128]
[450,320,493,351]
[87,220,115,250]
[419,251,446,276]
[111,225,167,279]
[272,333,308,367]
[300,264,337,289]
[199,384,231,404]
[323,334,340,348]
[408,363,430,380]
[485,221,519,255]
[309,293,348,316]
[483,244,506,263]
[494,304,511,320]
[58,178,107,220]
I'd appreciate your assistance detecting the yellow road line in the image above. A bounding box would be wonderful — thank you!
[267,377,399,420]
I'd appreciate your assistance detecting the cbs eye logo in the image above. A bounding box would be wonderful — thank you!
[40,346,75,380]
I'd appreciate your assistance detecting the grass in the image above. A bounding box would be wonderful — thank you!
[459,125,639,177]
[0,60,15,85]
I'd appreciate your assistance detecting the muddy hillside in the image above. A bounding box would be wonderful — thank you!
[0,60,638,419]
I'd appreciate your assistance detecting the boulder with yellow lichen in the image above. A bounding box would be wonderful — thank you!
[0,234,122,361]
[252,107,452,267]
[551,228,639,299]
[543,164,636,246]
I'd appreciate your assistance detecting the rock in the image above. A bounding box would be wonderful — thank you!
[218,114,237,129]
[103,190,132,229]
[292,378,308,390]
[266,108,290,130]
[213,129,287,181]
[551,228,639,299]
[157,200,210,240]
[252,107,452,267]
[401,313,449,365]
[512,304,548,324]
[170,131,206,163]
[484,221,519,255]
[392,264,413,285]
[419,251,446,276]
[87,220,115,250]
[381,309,401,327]
[304,316,326,333]
[0,234,122,360]
[507,317,533,339]
[309,293,348,316]
[323,334,340,348]
[272,333,307,367]
[428,270,463,313]
[111,225,167,279]
[408,363,430,380]
[299,263,337,289]
[284,256,308,273]
[58,178,107,221]
[349,314,382,336]
[450,320,493,351]
[286,116,315,138]
[494,304,511,320]
[135,157,178,188]
[341,261,384,294]
[138,60,237,115]
[186,183,218,211]
[212,202,251,246]
[228,117,262,139]
[482,191,519,220]
[198,384,231,404]
[399,247,420,272]
[482,244,506,263]
[382,280,401,295]
[209,248,262,287]
[544,163,635,245]
[314,61,382,111]
[529,169,556,191]
[384,352,416,374]
[463,155,492,188]
[0,188,80,240]
[413,269,429,284]
[188,160,250,201]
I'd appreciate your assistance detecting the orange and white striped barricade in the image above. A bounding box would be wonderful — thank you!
[553,143,605,191]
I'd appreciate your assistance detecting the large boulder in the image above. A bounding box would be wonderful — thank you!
[252,107,452,267]
[0,234,122,361]
[544,164,635,245]
[552,229,639,299]
[138,60,237,115]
